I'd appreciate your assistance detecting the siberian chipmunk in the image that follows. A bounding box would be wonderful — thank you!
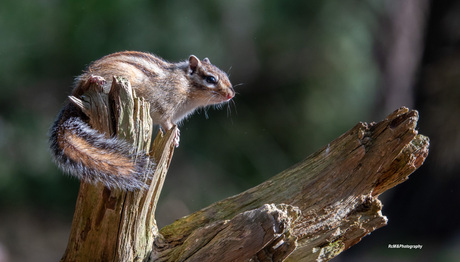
[49,51,235,191]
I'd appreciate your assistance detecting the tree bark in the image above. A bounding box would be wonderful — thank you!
[60,76,429,262]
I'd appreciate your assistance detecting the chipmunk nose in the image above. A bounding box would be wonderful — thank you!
[227,88,235,100]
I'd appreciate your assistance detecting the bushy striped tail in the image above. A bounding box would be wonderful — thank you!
[49,105,154,191]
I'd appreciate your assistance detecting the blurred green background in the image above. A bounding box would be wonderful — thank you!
[1,0,459,261]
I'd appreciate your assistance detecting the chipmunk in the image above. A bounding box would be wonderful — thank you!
[49,51,234,191]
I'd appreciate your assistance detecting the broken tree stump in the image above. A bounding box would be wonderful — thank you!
[60,76,177,262]
[59,75,429,262]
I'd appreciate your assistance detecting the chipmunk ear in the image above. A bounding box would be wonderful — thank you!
[189,55,200,74]
[203,57,211,63]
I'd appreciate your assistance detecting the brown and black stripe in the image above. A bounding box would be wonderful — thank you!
[49,103,154,190]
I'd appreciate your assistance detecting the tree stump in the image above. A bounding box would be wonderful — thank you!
[60,76,429,262]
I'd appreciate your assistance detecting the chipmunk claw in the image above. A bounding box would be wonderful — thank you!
[174,128,180,148]
[88,75,107,86]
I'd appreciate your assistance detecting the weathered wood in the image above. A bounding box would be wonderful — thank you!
[60,75,429,262]
[60,76,176,262]
[154,107,429,262]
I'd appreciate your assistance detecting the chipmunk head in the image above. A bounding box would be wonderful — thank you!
[187,55,235,104]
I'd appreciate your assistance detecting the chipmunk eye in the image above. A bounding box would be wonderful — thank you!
[205,75,218,85]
